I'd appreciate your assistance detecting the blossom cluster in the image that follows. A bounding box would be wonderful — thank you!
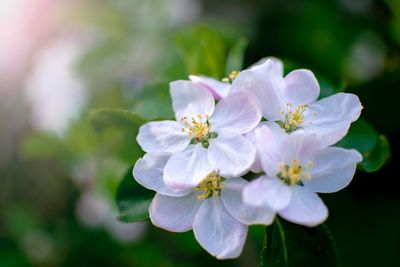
[133,58,362,259]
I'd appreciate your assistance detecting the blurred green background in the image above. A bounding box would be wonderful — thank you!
[0,0,399,266]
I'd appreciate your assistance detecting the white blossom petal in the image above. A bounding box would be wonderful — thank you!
[304,147,362,193]
[230,59,286,121]
[250,57,284,76]
[279,132,321,165]
[149,193,200,232]
[242,176,292,211]
[279,186,328,227]
[255,125,285,177]
[133,153,191,197]
[170,80,215,121]
[304,93,363,146]
[284,69,320,106]
[193,197,247,259]
[189,75,230,99]
[208,135,256,177]
[137,121,190,153]
[210,92,261,135]
[164,145,213,191]
[247,121,285,173]
[221,178,275,225]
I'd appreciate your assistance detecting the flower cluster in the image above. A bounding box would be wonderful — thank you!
[133,58,363,259]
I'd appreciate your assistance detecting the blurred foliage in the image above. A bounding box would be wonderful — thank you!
[1,0,400,266]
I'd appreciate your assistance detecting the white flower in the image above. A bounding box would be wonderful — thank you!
[189,75,230,99]
[189,57,284,100]
[243,125,362,227]
[229,59,363,146]
[137,81,262,190]
[133,152,275,259]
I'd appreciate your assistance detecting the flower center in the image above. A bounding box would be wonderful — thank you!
[277,103,307,133]
[196,172,225,200]
[277,159,313,186]
[181,114,218,148]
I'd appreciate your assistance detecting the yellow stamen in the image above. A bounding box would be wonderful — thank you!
[196,172,224,200]
[278,159,313,185]
[279,104,308,133]
[181,115,210,140]
[222,70,240,83]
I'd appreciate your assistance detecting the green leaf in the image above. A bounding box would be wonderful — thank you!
[360,135,390,172]
[336,118,390,172]
[336,118,378,154]
[176,26,227,78]
[116,167,155,222]
[89,108,146,132]
[318,77,346,99]
[89,108,146,163]
[225,37,248,74]
[131,82,174,120]
[260,218,339,267]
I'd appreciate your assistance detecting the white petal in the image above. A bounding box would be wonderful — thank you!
[137,121,190,153]
[230,60,286,121]
[221,178,275,225]
[242,176,292,211]
[149,193,200,232]
[304,147,362,193]
[164,145,213,190]
[210,92,261,135]
[189,75,230,99]
[279,131,321,165]
[244,125,261,171]
[170,80,215,121]
[193,197,247,259]
[208,135,256,177]
[279,186,328,227]
[247,121,286,173]
[304,93,363,146]
[255,125,286,177]
[284,69,320,106]
[250,57,284,76]
[133,153,191,197]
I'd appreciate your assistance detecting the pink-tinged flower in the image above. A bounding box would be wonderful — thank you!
[189,75,230,99]
[229,59,363,146]
[133,153,275,259]
[189,57,284,100]
[137,81,262,190]
[243,125,362,227]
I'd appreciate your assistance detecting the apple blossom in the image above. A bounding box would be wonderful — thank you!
[243,125,362,227]
[229,59,363,146]
[133,152,275,259]
[137,80,262,190]
[189,57,284,100]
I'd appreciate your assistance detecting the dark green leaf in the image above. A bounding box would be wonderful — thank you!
[260,218,339,267]
[360,135,390,172]
[336,118,378,154]
[225,37,248,74]
[116,167,155,222]
[336,118,390,172]
[318,77,346,99]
